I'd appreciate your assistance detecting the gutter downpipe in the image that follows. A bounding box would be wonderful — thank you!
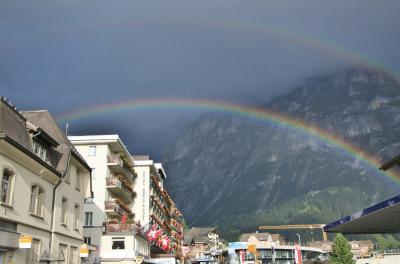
[48,145,72,263]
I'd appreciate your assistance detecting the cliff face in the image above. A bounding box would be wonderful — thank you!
[163,69,400,239]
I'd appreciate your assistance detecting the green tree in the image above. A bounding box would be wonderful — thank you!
[329,233,355,264]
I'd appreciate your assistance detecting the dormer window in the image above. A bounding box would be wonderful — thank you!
[33,139,48,162]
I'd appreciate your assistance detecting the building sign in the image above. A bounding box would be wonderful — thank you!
[79,244,89,258]
[19,235,32,248]
[228,242,247,250]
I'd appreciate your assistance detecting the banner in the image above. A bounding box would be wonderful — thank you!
[294,245,302,264]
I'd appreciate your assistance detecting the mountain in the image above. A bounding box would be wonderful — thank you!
[163,69,400,241]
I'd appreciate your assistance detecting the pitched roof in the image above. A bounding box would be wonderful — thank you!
[184,227,217,245]
[0,97,90,177]
[21,110,91,173]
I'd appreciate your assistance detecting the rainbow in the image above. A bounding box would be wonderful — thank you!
[57,98,400,184]
[197,18,400,82]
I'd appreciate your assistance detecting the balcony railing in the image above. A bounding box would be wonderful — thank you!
[104,200,133,217]
[107,154,136,184]
[106,177,136,203]
[104,201,125,217]
[105,223,139,232]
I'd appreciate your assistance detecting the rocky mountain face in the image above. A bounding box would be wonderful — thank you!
[163,69,400,240]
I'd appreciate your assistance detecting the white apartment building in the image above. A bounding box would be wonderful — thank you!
[133,157,184,261]
[69,135,150,263]
[0,97,92,264]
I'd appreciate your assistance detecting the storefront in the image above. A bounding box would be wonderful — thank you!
[0,220,19,264]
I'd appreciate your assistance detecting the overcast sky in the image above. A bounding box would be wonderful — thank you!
[1,0,400,159]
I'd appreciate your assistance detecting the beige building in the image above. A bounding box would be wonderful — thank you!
[0,97,92,264]
[239,232,283,248]
[184,227,221,261]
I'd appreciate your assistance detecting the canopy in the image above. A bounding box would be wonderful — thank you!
[324,195,400,234]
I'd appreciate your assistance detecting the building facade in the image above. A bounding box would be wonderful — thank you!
[68,135,150,263]
[133,157,185,261]
[0,97,92,264]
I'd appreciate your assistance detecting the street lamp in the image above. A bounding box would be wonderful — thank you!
[296,234,301,246]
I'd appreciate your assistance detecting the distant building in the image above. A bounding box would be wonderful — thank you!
[308,240,374,258]
[184,227,221,261]
[239,232,284,247]
[307,241,333,254]
[349,240,374,258]
[0,97,92,263]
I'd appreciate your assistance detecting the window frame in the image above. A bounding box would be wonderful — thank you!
[61,198,68,226]
[29,184,45,217]
[74,204,80,230]
[84,212,93,227]
[88,146,97,156]
[0,167,15,206]
[26,238,41,264]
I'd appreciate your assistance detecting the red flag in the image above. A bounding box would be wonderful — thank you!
[121,214,127,224]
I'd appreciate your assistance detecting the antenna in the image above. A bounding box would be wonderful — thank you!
[65,123,69,136]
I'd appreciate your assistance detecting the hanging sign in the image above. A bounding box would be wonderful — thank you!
[19,235,32,249]
[79,244,89,258]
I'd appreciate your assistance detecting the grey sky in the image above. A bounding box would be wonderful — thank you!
[1,0,399,159]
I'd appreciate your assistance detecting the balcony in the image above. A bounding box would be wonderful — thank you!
[107,154,136,184]
[104,200,133,218]
[105,223,140,233]
[106,177,136,203]
[104,201,125,217]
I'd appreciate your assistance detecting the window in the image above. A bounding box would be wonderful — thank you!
[88,146,96,156]
[84,212,93,226]
[74,204,80,230]
[75,170,82,191]
[84,237,92,245]
[61,198,68,225]
[26,239,41,264]
[33,140,48,161]
[91,168,96,181]
[30,185,45,216]
[58,244,68,264]
[69,246,78,264]
[1,168,15,205]
[112,238,125,249]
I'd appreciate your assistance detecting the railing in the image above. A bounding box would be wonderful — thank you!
[105,223,141,233]
[106,177,136,203]
[107,154,123,166]
[107,154,136,184]
[104,201,125,216]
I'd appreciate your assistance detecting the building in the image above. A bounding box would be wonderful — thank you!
[239,232,283,248]
[0,97,92,263]
[68,135,151,263]
[228,242,322,264]
[184,227,221,262]
[133,156,185,261]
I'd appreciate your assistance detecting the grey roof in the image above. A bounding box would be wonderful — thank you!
[22,110,91,172]
[239,232,282,242]
[0,97,31,150]
[0,97,90,176]
[184,227,217,245]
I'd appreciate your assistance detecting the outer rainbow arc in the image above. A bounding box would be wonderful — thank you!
[57,98,400,185]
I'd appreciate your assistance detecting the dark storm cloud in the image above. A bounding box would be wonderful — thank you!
[1,0,400,159]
